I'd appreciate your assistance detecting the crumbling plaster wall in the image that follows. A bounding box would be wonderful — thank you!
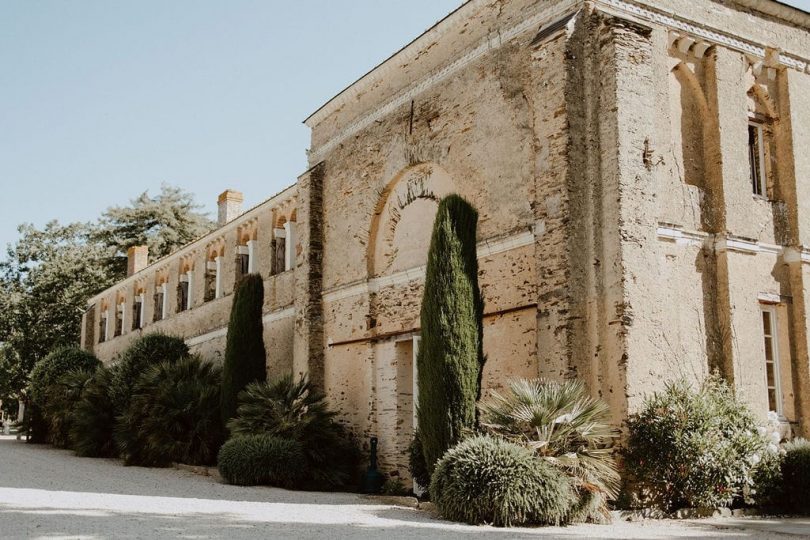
[311,19,574,474]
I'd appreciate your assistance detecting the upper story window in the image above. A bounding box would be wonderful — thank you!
[114,301,125,337]
[761,306,783,415]
[153,281,168,322]
[748,120,767,197]
[205,256,223,302]
[98,306,109,343]
[132,293,144,330]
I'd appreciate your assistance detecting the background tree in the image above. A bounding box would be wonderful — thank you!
[0,221,115,402]
[221,274,267,426]
[94,184,215,278]
[0,184,212,405]
[417,194,484,475]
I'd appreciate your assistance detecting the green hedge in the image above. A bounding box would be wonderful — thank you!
[218,434,305,487]
[430,435,576,527]
[782,438,810,514]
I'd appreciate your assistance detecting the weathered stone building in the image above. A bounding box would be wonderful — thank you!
[82,0,810,481]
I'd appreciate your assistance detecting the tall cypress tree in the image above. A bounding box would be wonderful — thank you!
[417,194,484,475]
[221,273,267,426]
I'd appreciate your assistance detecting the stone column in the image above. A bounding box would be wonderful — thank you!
[293,162,326,390]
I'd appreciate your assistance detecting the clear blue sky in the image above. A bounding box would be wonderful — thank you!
[1,0,808,250]
[0,0,461,249]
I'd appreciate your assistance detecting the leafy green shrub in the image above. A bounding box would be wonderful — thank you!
[110,333,188,415]
[408,431,431,489]
[479,378,618,522]
[227,375,360,490]
[417,194,484,475]
[29,346,100,444]
[116,356,223,467]
[221,274,267,426]
[782,438,810,514]
[752,449,783,508]
[430,435,576,527]
[217,434,305,487]
[624,376,766,511]
[70,366,119,458]
[41,369,94,448]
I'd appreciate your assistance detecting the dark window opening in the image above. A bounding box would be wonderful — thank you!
[132,300,142,330]
[749,122,766,197]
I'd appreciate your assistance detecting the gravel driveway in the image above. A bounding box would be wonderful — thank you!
[1,435,807,539]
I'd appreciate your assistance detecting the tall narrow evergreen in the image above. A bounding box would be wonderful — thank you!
[221,273,267,425]
[417,194,484,474]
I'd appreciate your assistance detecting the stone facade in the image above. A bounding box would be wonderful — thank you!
[82,0,810,483]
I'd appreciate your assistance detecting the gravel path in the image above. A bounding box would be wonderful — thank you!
[0,435,807,539]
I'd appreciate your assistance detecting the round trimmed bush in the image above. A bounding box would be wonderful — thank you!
[782,438,810,514]
[70,366,118,458]
[430,435,576,527]
[110,333,189,414]
[218,434,305,487]
[116,356,223,467]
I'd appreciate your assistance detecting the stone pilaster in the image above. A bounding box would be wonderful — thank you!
[293,162,326,390]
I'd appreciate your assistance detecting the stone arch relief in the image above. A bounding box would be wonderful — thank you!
[367,163,456,278]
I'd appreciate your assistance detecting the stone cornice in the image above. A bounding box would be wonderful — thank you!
[596,0,810,72]
[306,0,810,163]
[307,0,578,162]
[656,224,810,261]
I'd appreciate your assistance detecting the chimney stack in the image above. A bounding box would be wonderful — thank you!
[127,246,149,277]
[218,189,244,226]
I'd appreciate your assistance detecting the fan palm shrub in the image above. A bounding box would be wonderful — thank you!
[41,368,94,448]
[116,355,224,467]
[479,378,619,522]
[430,435,576,527]
[70,365,119,458]
[218,434,305,487]
[227,375,360,490]
[110,333,189,415]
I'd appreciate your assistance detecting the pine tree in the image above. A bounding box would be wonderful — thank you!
[417,194,484,475]
[221,273,267,426]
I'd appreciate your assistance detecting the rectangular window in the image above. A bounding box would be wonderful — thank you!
[153,289,164,322]
[749,121,766,197]
[272,230,286,276]
[177,281,189,312]
[204,261,217,302]
[98,313,107,343]
[132,297,143,330]
[114,304,124,337]
[236,245,250,282]
[761,307,782,415]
